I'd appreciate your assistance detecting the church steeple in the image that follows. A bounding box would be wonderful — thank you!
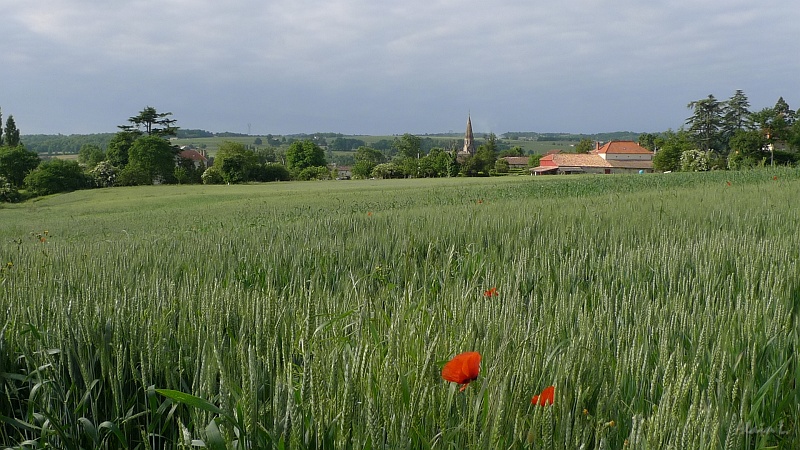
[462,114,475,156]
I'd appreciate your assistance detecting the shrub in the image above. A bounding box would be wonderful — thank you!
[0,176,21,202]
[260,163,291,182]
[201,166,225,184]
[90,161,118,187]
[117,164,152,186]
[296,165,331,181]
[371,162,403,179]
[24,159,90,196]
[680,149,712,172]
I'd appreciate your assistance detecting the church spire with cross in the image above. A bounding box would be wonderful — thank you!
[461,113,475,156]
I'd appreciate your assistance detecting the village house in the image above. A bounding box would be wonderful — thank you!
[178,148,209,169]
[501,156,530,169]
[531,141,654,175]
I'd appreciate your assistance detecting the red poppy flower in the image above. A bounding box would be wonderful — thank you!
[477,199,483,204]
[773,176,778,180]
[531,385,555,406]
[442,351,481,391]
[726,181,731,186]
[484,287,498,297]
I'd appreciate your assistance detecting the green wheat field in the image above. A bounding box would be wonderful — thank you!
[1,170,798,449]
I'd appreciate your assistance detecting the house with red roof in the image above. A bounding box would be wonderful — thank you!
[530,141,653,175]
[178,148,208,169]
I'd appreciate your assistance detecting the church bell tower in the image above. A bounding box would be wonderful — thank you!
[461,114,475,156]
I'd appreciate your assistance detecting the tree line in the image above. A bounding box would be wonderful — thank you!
[643,91,800,171]
[3,92,799,202]
[0,106,522,202]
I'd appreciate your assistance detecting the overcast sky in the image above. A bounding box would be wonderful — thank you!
[3,0,799,136]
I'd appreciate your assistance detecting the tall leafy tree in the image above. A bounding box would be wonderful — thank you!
[768,97,795,142]
[751,101,794,146]
[285,140,326,175]
[119,135,178,185]
[653,129,693,172]
[119,106,179,138]
[721,90,752,143]
[214,141,259,183]
[575,138,594,153]
[0,108,4,146]
[393,134,422,159]
[686,95,723,151]
[727,129,766,169]
[4,115,21,147]
[0,146,40,187]
[638,133,659,151]
[352,146,385,179]
[773,97,795,125]
[106,130,139,167]
[78,144,106,168]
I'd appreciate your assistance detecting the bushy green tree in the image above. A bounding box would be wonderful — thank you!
[116,164,151,186]
[106,130,138,167]
[653,130,693,172]
[261,163,291,182]
[727,129,765,164]
[285,140,326,176]
[78,144,106,168]
[575,138,593,153]
[201,166,224,184]
[393,134,422,159]
[0,176,21,202]
[121,135,178,185]
[24,159,90,196]
[296,166,331,181]
[214,142,260,183]
[494,158,510,174]
[254,146,278,163]
[638,133,658,151]
[498,146,524,157]
[371,162,403,179]
[0,146,40,187]
[417,148,454,177]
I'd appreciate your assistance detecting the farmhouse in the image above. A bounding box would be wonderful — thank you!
[531,141,653,175]
[501,156,530,169]
[178,148,208,169]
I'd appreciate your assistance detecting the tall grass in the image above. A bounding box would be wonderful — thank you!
[1,169,798,449]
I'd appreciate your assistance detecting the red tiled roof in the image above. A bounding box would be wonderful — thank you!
[593,141,652,155]
[179,149,207,162]
[531,166,558,173]
[551,153,611,168]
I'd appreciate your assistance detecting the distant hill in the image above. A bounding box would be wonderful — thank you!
[22,130,645,155]
[502,131,642,142]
